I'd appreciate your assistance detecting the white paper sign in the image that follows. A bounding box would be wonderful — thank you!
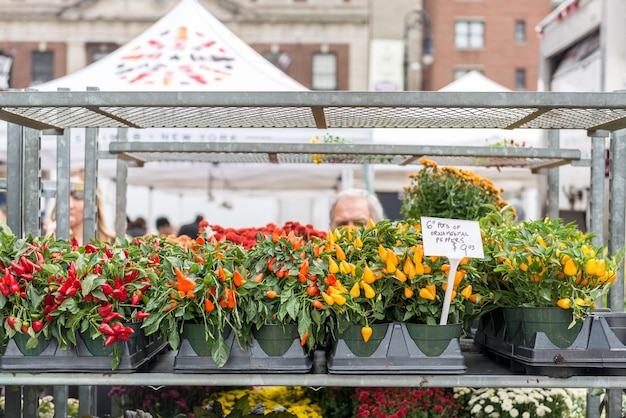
[421,217,484,259]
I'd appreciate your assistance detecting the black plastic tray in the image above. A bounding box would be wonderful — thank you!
[474,309,626,377]
[174,332,312,373]
[327,322,466,374]
[0,331,167,373]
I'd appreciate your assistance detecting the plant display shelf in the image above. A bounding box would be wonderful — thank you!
[1,90,626,418]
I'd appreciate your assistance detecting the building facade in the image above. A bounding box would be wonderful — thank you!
[1,0,556,93]
[423,0,552,91]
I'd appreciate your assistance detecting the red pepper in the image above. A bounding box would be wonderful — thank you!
[36,252,44,264]
[98,305,113,318]
[21,324,29,334]
[104,335,117,346]
[112,287,127,302]
[0,283,8,297]
[7,317,17,330]
[101,283,113,296]
[32,321,44,332]
[68,261,77,280]
[92,265,103,275]
[104,245,114,259]
[10,261,25,276]
[135,311,150,320]
[84,243,98,253]
[112,323,124,334]
[103,312,124,323]
[117,333,130,342]
[98,323,115,336]
[123,326,135,335]
[66,286,77,297]
[130,291,142,306]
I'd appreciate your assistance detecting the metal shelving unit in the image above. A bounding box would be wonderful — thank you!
[1,90,626,417]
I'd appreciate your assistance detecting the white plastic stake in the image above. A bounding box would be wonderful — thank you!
[440,257,461,325]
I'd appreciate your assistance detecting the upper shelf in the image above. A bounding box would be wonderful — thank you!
[2,90,626,131]
[107,141,581,171]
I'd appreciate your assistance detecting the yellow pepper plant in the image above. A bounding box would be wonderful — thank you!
[475,207,624,325]
[314,220,484,341]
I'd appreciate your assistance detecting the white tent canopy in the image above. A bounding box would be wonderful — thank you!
[2,0,371,230]
[26,0,370,190]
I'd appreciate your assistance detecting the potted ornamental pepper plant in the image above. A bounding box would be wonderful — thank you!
[314,219,483,357]
[239,228,330,356]
[0,225,159,370]
[142,229,249,368]
[475,207,624,348]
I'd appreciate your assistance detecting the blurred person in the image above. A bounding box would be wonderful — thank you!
[126,216,147,237]
[329,188,384,229]
[178,214,204,238]
[45,167,115,245]
[155,216,173,236]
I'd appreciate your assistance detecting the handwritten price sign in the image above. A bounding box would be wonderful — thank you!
[421,217,484,259]
[421,217,484,325]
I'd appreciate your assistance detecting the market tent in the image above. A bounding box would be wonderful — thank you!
[25,0,370,190]
[1,0,370,230]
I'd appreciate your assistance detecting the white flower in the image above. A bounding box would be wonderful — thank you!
[510,408,519,417]
[485,404,495,413]
[522,412,530,418]
[490,413,500,418]
[471,404,482,414]
[501,398,513,411]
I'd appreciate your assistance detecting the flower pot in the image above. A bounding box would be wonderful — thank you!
[181,322,232,356]
[12,332,49,356]
[405,322,463,356]
[520,307,582,348]
[503,307,524,343]
[336,323,389,357]
[252,323,299,357]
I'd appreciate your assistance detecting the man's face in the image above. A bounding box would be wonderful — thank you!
[331,197,371,229]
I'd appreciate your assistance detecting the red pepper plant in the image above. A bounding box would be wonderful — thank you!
[141,233,249,368]
[315,220,484,343]
[0,226,159,369]
[240,229,330,352]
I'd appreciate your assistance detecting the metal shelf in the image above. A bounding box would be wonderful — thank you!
[2,90,626,131]
[1,348,624,389]
[107,141,581,172]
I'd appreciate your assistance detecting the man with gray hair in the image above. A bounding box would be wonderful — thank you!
[329,188,385,229]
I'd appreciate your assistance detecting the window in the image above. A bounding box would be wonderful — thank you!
[515,20,526,43]
[454,68,483,80]
[455,20,484,49]
[31,51,53,85]
[312,53,337,90]
[516,68,526,90]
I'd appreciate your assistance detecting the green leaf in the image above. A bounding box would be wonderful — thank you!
[212,337,230,368]
[81,274,96,295]
[284,297,298,321]
[168,329,180,349]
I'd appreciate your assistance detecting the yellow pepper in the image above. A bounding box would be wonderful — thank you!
[354,237,363,249]
[461,285,473,299]
[349,282,360,298]
[328,256,339,274]
[361,326,373,343]
[334,244,346,261]
[362,282,376,299]
[362,266,376,284]
[322,292,334,306]
[394,269,407,283]
[557,298,571,309]
[564,258,578,276]
[419,287,436,301]
[331,293,346,305]
[404,287,414,298]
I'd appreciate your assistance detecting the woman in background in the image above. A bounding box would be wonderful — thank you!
[45,167,115,245]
